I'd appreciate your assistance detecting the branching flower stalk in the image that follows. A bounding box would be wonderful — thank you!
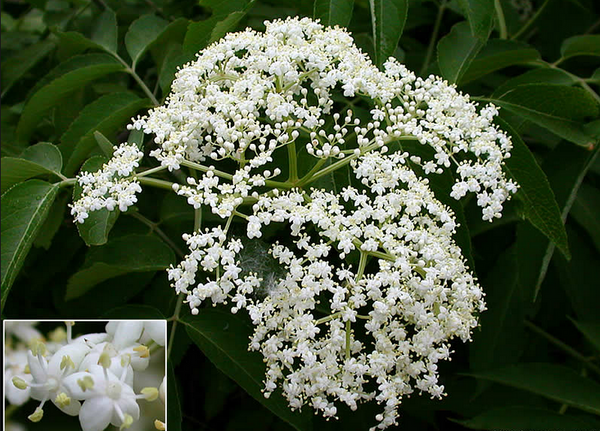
[71,17,518,430]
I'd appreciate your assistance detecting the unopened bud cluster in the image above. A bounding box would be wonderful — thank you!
[71,17,518,430]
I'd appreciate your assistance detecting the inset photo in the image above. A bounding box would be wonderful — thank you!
[4,320,166,431]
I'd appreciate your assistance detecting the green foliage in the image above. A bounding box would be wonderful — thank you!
[438,21,485,84]
[467,363,600,415]
[65,234,175,300]
[314,0,354,27]
[369,0,408,67]
[2,0,600,430]
[1,143,64,193]
[1,180,59,311]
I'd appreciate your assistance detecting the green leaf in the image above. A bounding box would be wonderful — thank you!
[65,234,175,300]
[470,247,525,371]
[437,21,485,84]
[33,191,67,250]
[369,0,408,67]
[1,38,55,97]
[183,0,256,54]
[167,361,182,431]
[55,31,106,60]
[1,143,64,194]
[493,68,575,99]
[314,0,355,27]
[182,310,313,431]
[571,182,600,252]
[16,54,125,143]
[570,319,600,353]
[1,180,59,311]
[92,9,118,54]
[125,14,169,69]
[560,35,600,61]
[460,40,540,84]
[555,226,600,323]
[494,84,599,146]
[457,406,595,430]
[497,118,569,258]
[94,131,116,158]
[60,92,149,176]
[517,143,599,302]
[466,363,600,416]
[456,0,494,41]
[101,304,166,319]
[73,156,119,246]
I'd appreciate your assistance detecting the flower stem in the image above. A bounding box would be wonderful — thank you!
[138,177,175,191]
[128,212,185,258]
[494,0,508,39]
[511,0,550,40]
[524,320,600,377]
[288,140,298,182]
[420,0,446,76]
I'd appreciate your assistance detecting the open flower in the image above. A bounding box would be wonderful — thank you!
[64,357,157,431]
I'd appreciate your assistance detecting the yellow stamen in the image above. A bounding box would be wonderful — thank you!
[60,355,75,371]
[98,352,112,368]
[133,345,150,358]
[120,414,134,430]
[55,392,71,407]
[121,353,132,367]
[30,340,47,356]
[77,376,94,391]
[154,419,166,430]
[49,327,67,343]
[28,407,44,422]
[141,387,159,401]
[12,376,28,390]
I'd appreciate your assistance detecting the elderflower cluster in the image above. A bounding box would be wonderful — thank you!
[70,144,144,223]
[169,151,485,429]
[4,321,166,431]
[72,16,519,430]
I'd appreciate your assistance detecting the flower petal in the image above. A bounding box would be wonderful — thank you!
[79,397,113,431]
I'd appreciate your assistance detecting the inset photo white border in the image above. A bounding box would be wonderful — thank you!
[4,319,167,431]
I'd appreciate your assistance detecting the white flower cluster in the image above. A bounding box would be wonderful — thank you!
[169,151,485,429]
[130,16,516,221]
[71,16,519,430]
[71,144,144,223]
[5,321,166,431]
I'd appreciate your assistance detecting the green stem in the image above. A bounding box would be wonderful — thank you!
[299,143,376,187]
[194,208,203,233]
[345,319,352,360]
[524,320,600,377]
[288,140,298,182]
[420,0,446,76]
[494,0,508,39]
[129,212,185,258]
[537,61,600,104]
[511,0,550,40]
[137,165,167,178]
[167,208,202,356]
[58,178,77,188]
[180,160,293,189]
[167,295,184,357]
[316,312,342,325]
[138,177,175,191]
[114,54,160,106]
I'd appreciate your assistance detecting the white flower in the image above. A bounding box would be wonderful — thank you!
[70,144,144,223]
[64,364,141,431]
[25,341,90,417]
